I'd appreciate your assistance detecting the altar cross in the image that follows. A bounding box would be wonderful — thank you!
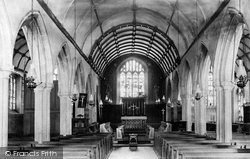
[128,103,139,116]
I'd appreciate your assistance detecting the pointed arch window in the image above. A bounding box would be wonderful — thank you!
[120,60,145,97]
[9,74,17,110]
[207,66,216,108]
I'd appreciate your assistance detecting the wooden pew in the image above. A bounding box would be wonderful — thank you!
[154,131,250,159]
[6,133,113,159]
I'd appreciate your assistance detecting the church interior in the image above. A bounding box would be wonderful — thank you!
[2,0,250,158]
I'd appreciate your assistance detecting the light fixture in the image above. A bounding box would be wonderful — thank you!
[156,98,160,104]
[69,84,78,102]
[69,0,78,103]
[89,94,94,106]
[177,93,182,106]
[105,95,109,101]
[167,98,172,107]
[162,95,166,103]
[26,64,41,89]
[26,0,42,90]
[99,100,103,108]
[235,59,249,88]
[195,84,203,100]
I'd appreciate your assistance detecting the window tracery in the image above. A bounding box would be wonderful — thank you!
[120,60,145,97]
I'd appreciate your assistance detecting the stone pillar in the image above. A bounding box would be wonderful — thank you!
[194,98,199,134]
[181,94,187,121]
[199,96,206,135]
[194,98,206,135]
[34,83,53,144]
[232,87,238,123]
[184,94,192,131]
[0,70,11,147]
[59,95,72,136]
[173,100,178,122]
[215,85,223,141]
[218,82,234,143]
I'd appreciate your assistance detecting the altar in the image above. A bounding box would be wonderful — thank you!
[121,116,147,129]
[121,97,147,129]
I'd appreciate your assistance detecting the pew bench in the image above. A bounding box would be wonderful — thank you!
[154,131,250,159]
[182,151,250,159]
[6,133,113,159]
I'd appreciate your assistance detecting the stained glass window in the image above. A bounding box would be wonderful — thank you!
[207,66,216,108]
[120,60,145,97]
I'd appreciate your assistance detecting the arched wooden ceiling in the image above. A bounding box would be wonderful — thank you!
[89,23,180,77]
[237,28,250,73]
[14,0,230,78]
[13,29,31,73]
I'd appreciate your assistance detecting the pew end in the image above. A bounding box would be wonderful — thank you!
[116,125,124,140]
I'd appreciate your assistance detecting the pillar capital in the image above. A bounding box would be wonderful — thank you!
[44,83,54,92]
[34,83,46,92]
[220,81,235,90]
[180,94,187,99]
[0,70,12,79]
[58,94,70,98]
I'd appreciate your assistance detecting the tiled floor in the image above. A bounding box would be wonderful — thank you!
[108,147,158,159]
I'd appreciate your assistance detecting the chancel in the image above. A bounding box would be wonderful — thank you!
[2,0,250,159]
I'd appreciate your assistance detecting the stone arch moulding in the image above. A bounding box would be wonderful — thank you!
[21,11,53,84]
[0,1,13,71]
[57,43,71,96]
[214,8,244,85]
[171,71,179,103]
[198,43,210,91]
[75,61,86,93]
[86,73,94,96]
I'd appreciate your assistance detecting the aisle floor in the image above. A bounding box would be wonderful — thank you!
[108,147,158,159]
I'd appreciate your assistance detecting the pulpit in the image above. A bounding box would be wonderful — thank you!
[72,118,89,134]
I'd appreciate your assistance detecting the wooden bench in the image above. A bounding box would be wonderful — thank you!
[154,131,250,159]
[6,133,113,159]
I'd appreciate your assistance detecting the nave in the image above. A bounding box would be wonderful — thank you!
[108,147,158,159]
[4,129,250,159]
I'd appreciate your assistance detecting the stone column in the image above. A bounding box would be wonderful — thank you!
[181,94,187,121]
[184,94,192,131]
[215,85,223,141]
[34,83,53,143]
[194,93,206,135]
[194,99,199,134]
[59,95,72,136]
[219,82,234,143]
[0,70,11,147]
[43,83,53,141]
[199,96,206,135]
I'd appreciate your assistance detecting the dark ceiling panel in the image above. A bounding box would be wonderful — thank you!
[89,22,180,77]
[13,29,31,72]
